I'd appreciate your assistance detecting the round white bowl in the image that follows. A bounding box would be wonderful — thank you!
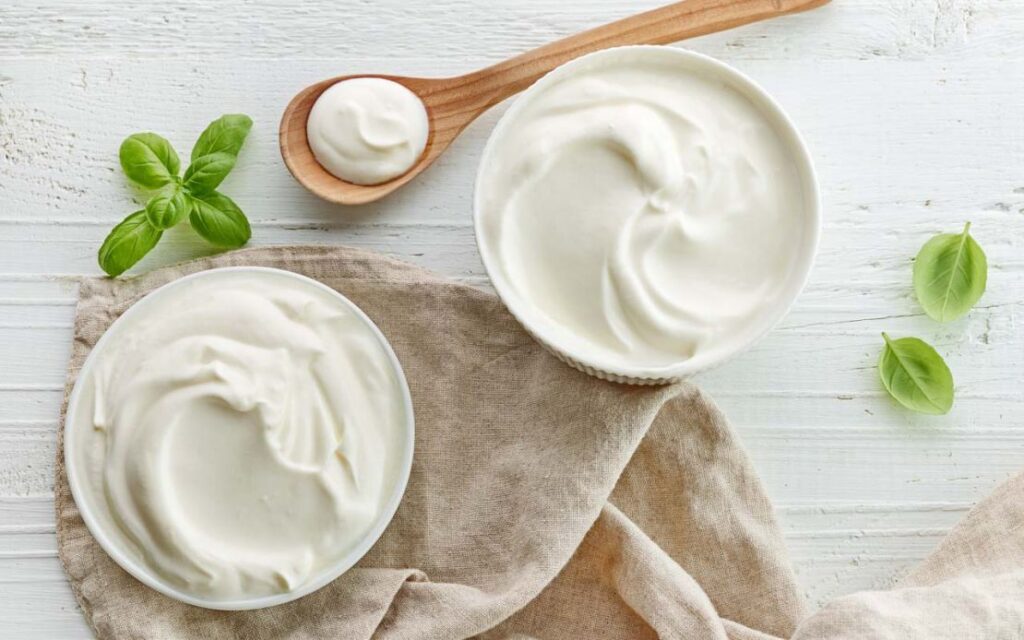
[63,266,415,610]
[473,46,821,385]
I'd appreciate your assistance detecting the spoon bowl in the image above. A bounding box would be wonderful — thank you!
[279,0,829,205]
[280,74,478,205]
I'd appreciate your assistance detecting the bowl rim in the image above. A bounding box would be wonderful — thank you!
[472,45,822,383]
[62,265,416,610]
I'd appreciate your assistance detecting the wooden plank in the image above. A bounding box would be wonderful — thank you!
[1,267,1019,399]
[2,57,1023,229]
[0,0,1020,61]
[0,573,90,638]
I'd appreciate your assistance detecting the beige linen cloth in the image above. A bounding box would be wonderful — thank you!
[56,246,1024,639]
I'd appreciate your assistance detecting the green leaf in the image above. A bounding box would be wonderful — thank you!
[913,222,987,322]
[189,191,251,248]
[190,114,253,162]
[145,184,192,230]
[97,210,163,277]
[183,152,236,194]
[878,333,954,415]
[119,133,180,188]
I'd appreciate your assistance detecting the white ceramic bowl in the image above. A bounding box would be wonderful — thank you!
[473,46,821,384]
[63,266,415,610]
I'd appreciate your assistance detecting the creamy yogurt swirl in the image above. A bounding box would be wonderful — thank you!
[476,48,814,375]
[307,77,429,185]
[68,269,411,602]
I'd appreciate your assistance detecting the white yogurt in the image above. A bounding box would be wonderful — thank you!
[475,47,817,379]
[65,269,412,606]
[307,77,429,185]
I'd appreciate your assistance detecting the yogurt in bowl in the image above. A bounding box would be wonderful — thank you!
[63,267,414,609]
[474,46,820,384]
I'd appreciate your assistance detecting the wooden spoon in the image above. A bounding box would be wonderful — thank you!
[280,0,829,205]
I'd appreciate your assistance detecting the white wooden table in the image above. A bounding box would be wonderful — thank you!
[2,1,1023,636]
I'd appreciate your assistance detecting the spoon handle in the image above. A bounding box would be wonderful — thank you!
[456,0,828,110]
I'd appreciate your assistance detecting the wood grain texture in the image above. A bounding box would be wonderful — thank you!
[2,0,1024,637]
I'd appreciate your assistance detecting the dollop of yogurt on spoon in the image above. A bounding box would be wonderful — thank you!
[307,77,429,185]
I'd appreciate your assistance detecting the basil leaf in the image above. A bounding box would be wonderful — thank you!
[189,191,251,248]
[913,222,987,323]
[190,114,253,162]
[97,210,163,277]
[119,133,180,188]
[878,333,954,415]
[183,152,236,194]
[145,184,191,230]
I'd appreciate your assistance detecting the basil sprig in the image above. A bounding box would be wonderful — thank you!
[99,114,253,277]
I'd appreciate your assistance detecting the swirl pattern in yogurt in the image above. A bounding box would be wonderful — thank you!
[476,47,816,377]
[66,269,411,603]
